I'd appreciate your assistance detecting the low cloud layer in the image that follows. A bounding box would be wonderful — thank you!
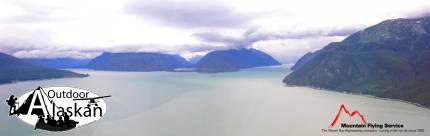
[0,0,430,63]
[127,0,252,28]
[191,26,361,50]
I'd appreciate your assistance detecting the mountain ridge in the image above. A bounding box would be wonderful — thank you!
[284,16,430,106]
[196,48,281,72]
[0,53,88,84]
[86,52,192,71]
[22,58,90,68]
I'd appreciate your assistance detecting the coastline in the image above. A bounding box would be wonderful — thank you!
[284,84,430,110]
[0,74,89,86]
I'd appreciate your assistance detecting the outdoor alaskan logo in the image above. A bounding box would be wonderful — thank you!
[6,86,111,132]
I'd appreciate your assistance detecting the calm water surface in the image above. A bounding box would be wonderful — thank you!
[0,66,429,136]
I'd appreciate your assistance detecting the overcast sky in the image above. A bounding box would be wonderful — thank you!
[1,0,430,63]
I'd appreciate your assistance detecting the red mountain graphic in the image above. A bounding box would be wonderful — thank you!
[329,104,367,128]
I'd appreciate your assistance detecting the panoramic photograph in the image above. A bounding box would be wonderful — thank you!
[0,0,429,135]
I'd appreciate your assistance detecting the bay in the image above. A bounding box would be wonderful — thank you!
[0,66,428,136]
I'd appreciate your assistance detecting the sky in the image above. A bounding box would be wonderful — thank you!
[1,0,430,63]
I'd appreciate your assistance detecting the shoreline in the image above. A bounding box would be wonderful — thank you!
[0,75,89,86]
[284,84,430,110]
[359,94,430,110]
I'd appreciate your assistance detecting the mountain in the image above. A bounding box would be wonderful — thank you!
[0,53,88,84]
[283,16,430,107]
[196,48,281,72]
[22,58,90,68]
[290,51,319,71]
[86,52,192,71]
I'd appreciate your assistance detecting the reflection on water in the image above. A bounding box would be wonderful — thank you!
[0,66,429,136]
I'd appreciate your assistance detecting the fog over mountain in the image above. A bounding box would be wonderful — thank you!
[1,0,430,63]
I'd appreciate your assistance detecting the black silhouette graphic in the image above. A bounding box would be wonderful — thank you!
[6,95,18,116]
[7,86,79,131]
[11,87,49,116]
[73,95,111,107]
[35,113,79,131]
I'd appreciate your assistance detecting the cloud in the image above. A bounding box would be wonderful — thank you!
[403,7,430,19]
[1,13,51,23]
[1,0,430,63]
[191,26,361,48]
[191,32,241,44]
[266,26,363,39]
[126,0,252,28]
[253,36,346,63]
[12,49,100,59]
[0,42,101,59]
[189,26,361,63]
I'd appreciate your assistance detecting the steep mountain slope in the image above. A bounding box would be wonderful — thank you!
[284,16,430,106]
[0,53,88,84]
[290,51,319,71]
[23,58,90,68]
[196,48,280,72]
[86,52,192,71]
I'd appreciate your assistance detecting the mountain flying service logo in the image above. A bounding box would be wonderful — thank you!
[322,104,416,134]
[329,104,367,128]
[6,86,111,132]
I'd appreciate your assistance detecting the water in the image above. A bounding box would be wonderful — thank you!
[0,66,429,136]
